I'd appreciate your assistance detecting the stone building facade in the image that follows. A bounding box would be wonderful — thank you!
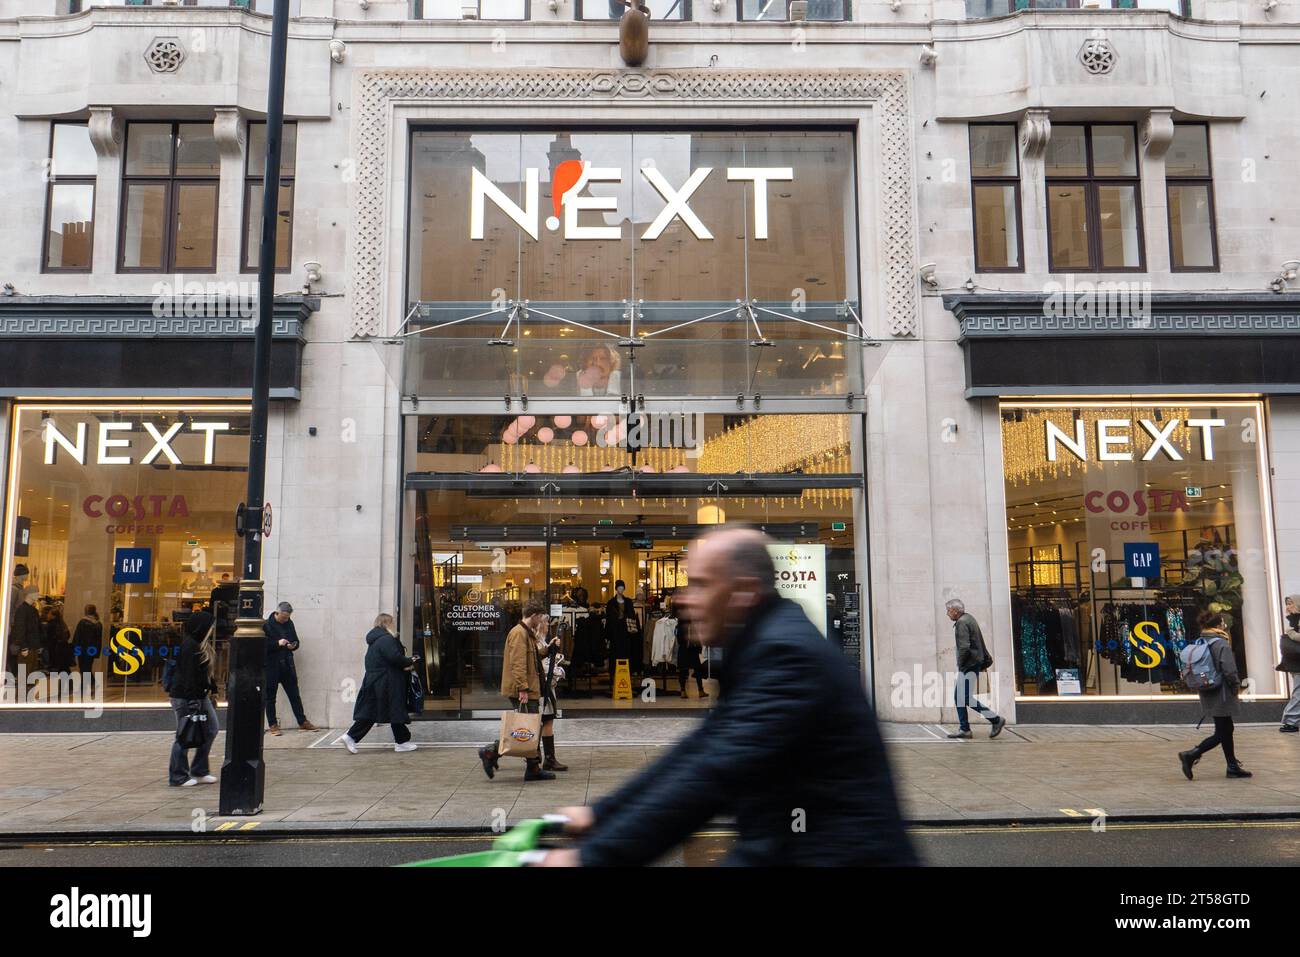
[1,0,1298,730]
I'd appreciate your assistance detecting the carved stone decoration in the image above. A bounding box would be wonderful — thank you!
[1078,37,1117,76]
[1141,108,1176,160]
[87,106,122,160]
[145,37,185,74]
[1020,108,1051,160]
[213,107,246,160]
[348,69,919,339]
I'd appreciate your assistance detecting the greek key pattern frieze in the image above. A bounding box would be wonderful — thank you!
[960,312,1300,337]
[350,69,918,339]
[0,316,301,338]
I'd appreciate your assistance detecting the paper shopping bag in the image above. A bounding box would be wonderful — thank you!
[498,707,542,759]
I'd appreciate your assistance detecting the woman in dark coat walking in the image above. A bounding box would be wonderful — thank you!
[340,614,418,754]
[1179,610,1251,780]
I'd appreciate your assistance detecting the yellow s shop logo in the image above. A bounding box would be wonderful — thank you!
[1128,620,1165,669]
[110,627,145,676]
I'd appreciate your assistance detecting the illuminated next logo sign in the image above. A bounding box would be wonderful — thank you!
[1045,417,1226,463]
[43,420,231,467]
[470,160,794,242]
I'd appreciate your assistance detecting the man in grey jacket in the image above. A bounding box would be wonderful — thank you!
[945,599,1006,739]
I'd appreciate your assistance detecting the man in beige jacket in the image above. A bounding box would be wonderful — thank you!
[479,599,554,781]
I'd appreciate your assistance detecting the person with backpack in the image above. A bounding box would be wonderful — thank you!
[1277,594,1300,733]
[1178,610,1251,779]
[167,612,220,788]
[943,599,1006,739]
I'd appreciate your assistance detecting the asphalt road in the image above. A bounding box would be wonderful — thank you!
[1,820,1299,867]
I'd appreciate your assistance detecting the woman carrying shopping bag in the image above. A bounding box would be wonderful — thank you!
[479,599,554,782]
[168,611,220,788]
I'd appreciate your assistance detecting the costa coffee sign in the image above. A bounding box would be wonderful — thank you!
[44,420,230,467]
[471,160,793,242]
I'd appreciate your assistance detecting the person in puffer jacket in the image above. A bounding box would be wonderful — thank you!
[540,526,916,868]
[1277,594,1300,733]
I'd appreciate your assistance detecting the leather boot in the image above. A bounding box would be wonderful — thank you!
[1178,748,1201,780]
[524,757,556,782]
[542,736,568,772]
[1226,761,1253,778]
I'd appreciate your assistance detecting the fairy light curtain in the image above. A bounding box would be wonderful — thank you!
[1001,406,1193,487]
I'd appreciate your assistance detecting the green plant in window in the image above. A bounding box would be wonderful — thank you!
[1186,540,1244,628]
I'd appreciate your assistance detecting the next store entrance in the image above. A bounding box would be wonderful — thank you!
[402,413,867,715]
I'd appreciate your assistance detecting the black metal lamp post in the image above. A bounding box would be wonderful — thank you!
[220,0,291,816]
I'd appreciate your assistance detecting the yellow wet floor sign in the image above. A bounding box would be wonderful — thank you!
[612,659,633,700]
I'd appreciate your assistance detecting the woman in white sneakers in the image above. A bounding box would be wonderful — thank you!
[340,614,419,754]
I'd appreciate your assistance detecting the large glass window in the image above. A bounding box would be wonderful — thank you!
[72,1,303,12]
[404,129,864,402]
[404,412,865,712]
[119,122,220,273]
[243,122,296,273]
[1000,399,1282,700]
[739,0,848,19]
[968,124,1022,272]
[411,0,528,16]
[43,123,97,272]
[2,405,250,707]
[1166,123,1217,272]
[966,0,1187,15]
[1046,124,1144,272]
[579,0,687,18]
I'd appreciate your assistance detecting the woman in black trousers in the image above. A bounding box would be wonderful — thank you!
[340,614,418,754]
[1179,611,1251,779]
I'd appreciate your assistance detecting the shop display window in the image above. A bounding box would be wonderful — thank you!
[2,405,250,707]
[404,412,865,711]
[1000,399,1282,699]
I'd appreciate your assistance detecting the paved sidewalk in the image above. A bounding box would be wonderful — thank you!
[0,720,1298,836]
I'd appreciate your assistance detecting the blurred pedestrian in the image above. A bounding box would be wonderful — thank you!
[340,614,419,754]
[944,599,1004,739]
[264,601,320,735]
[1179,610,1251,779]
[542,527,916,867]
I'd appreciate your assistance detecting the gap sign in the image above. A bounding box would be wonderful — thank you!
[114,548,152,584]
[1123,542,1160,581]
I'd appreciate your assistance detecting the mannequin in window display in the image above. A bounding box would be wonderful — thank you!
[606,579,642,676]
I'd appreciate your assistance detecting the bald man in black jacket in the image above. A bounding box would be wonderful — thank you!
[543,527,915,867]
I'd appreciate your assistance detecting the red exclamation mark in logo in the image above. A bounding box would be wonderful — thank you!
[546,159,586,232]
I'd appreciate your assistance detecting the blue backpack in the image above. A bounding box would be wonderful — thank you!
[1179,636,1223,691]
